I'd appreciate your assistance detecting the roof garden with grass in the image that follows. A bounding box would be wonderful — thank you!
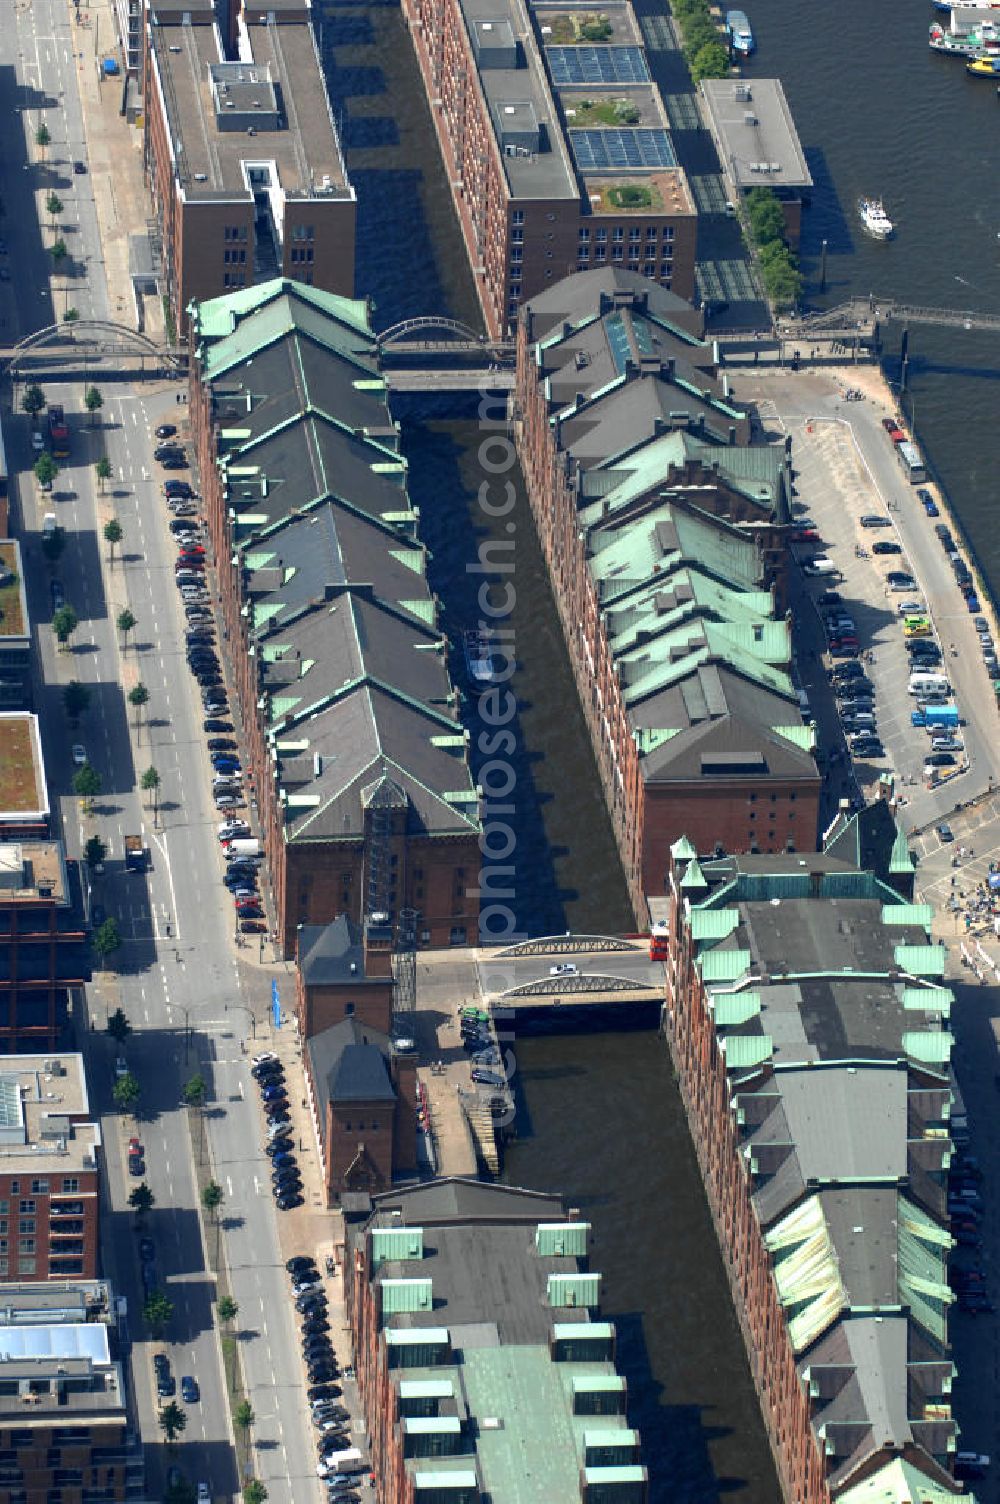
[0,715,45,817]
[0,542,26,639]
[585,170,693,214]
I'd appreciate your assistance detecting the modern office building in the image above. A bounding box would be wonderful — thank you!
[514,269,818,916]
[0,1280,144,1502]
[698,79,813,248]
[143,0,355,332]
[0,542,31,711]
[0,842,90,1053]
[346,1178,648,1503]
[189,278,481,957]
[661,840,965,1504]
[0,1054,100,1281]
[403,0,697,336]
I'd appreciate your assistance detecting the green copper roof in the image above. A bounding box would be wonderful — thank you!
[901,985,952,1016]
[722,1034,773,1069]
[894,944,947,978]
[689,907,739,942]
[194,276,372,344]
[903,1029,953,1064]
[880,903,933,929]
[697,947,750,982]
[765,1196,847,1354]
[713,991,761,1026]
[670,834,697,859]
[680,856,707,890]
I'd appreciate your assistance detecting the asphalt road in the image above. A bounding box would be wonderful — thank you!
[1,4,320,1498]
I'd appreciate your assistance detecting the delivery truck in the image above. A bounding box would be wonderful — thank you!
[124,835,150,872]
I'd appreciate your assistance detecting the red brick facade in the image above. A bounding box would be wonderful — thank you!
[661,897,828,1503]
[401,0,696,337]
[514,313,820,918]
[189,317,482,959]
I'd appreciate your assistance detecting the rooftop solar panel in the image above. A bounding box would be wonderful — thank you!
[605,312,631,375]
[547,46,651,86]
[570,129,676,171]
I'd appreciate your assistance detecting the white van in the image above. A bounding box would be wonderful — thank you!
[223,838,260,858]
[317,1447,366,1477]
[908,673,949,697]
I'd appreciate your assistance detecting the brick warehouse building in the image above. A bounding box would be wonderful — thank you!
[660,840,965,1504]
[297,916,418,1201]
[190,279,481,957]
[143,0,355,333]
[0,1055,100,1282]
[513,269,819,918]
[345,1179,648,1502]
[401,0,697,337]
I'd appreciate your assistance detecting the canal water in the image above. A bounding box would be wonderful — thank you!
[318,3,780,1498]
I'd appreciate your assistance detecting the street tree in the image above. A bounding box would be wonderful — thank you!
[128,682,149,736]
[112,1070,140,1118]
[243,1482,268,1504]
[202,1180,224,1265]
[93,917,122,964]
[128,1182,154,1220]
[21,384,45,419]
[235,1401,255,1470]
[84,385,103,424]
[182,1074,206,1110]
[159,1399,187,1445]
[141,765,161,821]
[63,679,90,722]
[35,122,50,156]
[84,834,107,869]
[217,1294,239,1331]
[143,1289,173,1339]
[116,607,136,649]
[103,518,122,562]
[45,191,63,228]
[96,456,112,493]
[166,1480,197,1504]
[34,452,58,489]
[50,238,68,270]
[106,1006,131,1044]
[53,603,78,649]
[72,764,101,810]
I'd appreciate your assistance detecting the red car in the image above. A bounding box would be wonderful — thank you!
[881,417,904,440]
[129,1137,143,1156]
[177,543,205,555]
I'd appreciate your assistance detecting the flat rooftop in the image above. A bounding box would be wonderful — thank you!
[0,714,49,824]
[0,1054,99,1178]
[0,540,28,640]
[699,78,813,192]
[148,7,350,201]
[0,842,70,906]
[458,0,578,200]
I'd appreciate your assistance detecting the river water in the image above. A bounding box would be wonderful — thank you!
[317,3,995,1498]
[744,0,1000,594]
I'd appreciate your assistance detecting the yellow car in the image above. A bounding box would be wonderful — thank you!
[903,617,931,639]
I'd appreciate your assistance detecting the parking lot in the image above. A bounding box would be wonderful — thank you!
[748,368,1000,835]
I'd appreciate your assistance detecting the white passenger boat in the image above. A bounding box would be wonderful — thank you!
[858,197,894,240]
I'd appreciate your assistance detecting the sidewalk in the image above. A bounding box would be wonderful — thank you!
[71,0,163,338]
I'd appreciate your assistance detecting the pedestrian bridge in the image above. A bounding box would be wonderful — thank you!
[2,320,187,382]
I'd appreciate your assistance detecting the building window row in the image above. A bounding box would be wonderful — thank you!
[223,248,247,265]
[290,224,315,241]
[224,225,248,242]
[290,247,314,265]
[223,273,247,289]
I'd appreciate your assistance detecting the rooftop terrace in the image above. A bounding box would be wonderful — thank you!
[0,540,28,639]
[148,4,350,201]
[0,1054,99,1178]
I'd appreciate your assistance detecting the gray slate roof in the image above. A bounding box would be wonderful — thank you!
[306,1016,396,1123]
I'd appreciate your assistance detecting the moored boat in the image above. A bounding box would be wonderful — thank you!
[967,51,1000,71]
[463,628,498,688]
[725,8,754,55]
[858,197,894,240]
[929,19,1000,53]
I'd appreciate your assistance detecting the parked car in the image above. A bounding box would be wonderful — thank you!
[205,719,233,734]
[155,423,178,439]
[180,1376,200,1404]
[278,1191,305,1212]
[872,540,903,555]
[861,513,892,527]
